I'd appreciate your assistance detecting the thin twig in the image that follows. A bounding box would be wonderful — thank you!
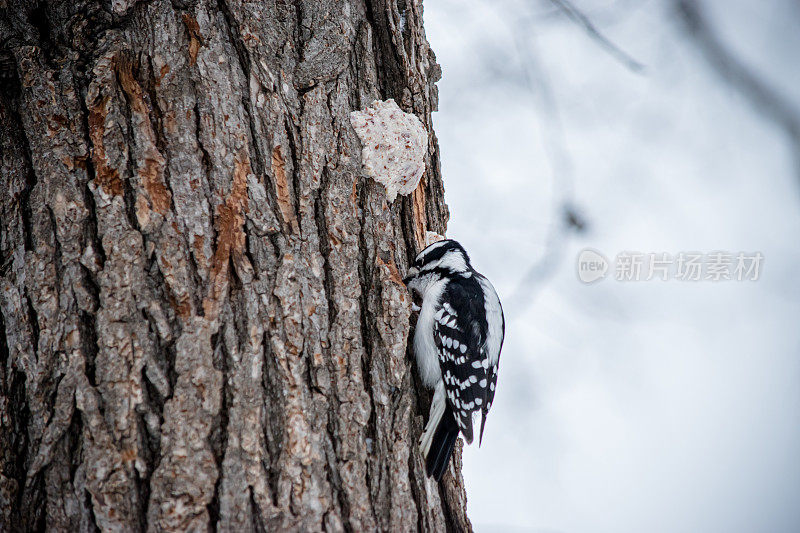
[675,0,800,184]
[549,0,646,73]
[501,8,583,314]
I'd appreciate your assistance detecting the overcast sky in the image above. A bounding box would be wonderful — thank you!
[424,1,800,531]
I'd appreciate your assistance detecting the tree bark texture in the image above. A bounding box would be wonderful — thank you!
[0,0,470,530]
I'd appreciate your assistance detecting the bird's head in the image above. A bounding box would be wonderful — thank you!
[403,239,471,296]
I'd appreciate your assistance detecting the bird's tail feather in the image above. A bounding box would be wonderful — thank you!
[425,405,459,481]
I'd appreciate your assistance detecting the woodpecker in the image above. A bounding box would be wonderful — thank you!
[404,239,505,481]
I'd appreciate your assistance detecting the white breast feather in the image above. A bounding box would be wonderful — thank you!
[415,279,446,389]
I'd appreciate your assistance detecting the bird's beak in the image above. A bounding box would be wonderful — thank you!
[403,267,419,286]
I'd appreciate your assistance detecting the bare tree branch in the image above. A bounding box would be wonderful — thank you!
[675,0,800,186]
[549,0,646,73]
[496,7,587,314]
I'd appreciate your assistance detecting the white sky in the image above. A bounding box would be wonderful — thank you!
[424,1,800,531]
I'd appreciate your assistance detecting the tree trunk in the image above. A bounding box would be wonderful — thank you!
[0,0,470,530]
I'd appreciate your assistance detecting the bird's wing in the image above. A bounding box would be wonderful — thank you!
[433,278,488,444]
[477,274,504,444]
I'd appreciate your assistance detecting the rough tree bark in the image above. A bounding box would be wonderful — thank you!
[0,0,471,530]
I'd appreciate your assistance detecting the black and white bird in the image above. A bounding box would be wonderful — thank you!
[403,239,505,481]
